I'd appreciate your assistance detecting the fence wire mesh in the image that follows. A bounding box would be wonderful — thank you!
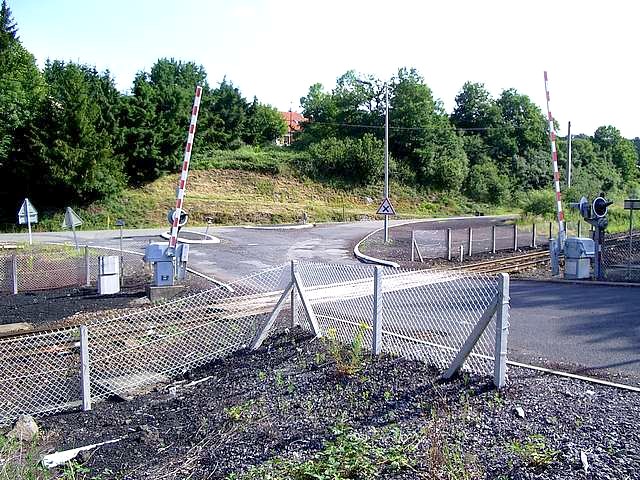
[413,223,558,261]
[293,263,502,376]
[602,231,640,282]
[0,244,149,293]
[0,262,504,427]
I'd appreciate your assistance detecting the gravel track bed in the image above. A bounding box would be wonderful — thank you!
[28,329,640,479]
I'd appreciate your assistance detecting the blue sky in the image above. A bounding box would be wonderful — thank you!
[11,0,640,138]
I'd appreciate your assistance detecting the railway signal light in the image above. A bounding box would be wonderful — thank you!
[592,196,613,218]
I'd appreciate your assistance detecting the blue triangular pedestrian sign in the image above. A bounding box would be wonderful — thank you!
[376,197,396,216]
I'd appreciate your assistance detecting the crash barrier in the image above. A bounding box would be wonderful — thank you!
[0,244,146,293]
[0,262,509,427]
[411,221,585,262]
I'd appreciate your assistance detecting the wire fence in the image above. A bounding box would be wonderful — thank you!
[0,244,148,293]
[0,262,508,427]
[602,231,640,282]
[411,221,587,262]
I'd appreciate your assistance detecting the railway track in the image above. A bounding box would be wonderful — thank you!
[455,250,550,274]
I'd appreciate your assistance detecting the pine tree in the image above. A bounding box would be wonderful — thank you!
[0,0,18,49]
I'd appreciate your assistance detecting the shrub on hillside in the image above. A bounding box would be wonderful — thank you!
[307,134,383,185]
[521,190,556,216]
[465,161,510,204]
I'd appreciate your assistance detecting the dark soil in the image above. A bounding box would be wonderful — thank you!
[0,274,214,330]
[31,329,640,479]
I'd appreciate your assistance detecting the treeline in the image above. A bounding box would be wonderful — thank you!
[0,2,286,218]
[1,1,639,225]
[296,71,640,205]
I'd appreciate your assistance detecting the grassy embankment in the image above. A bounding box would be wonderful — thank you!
[8,148,510,233]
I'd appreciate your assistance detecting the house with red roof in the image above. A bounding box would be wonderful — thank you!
[279,110,306,145]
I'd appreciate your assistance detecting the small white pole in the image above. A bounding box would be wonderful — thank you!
[26,201,33,246]
[513,224,518,251]
[494,273,510,388]
[447,228,452,261]
[459,244,464,263]
[532,223,537,248]
[492,225,497,254]
[79,325,92,411]
[468,227,473,257]
[12,253,18,295]
[372,266,382,355]
[290,260,298,327]
[84,246,90,287]
[411,231,415,262]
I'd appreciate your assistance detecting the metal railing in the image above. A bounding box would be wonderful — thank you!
[0,262,510,427]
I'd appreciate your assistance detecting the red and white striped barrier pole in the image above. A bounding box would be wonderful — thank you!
[543,71,566,246]
[168,85,203,254]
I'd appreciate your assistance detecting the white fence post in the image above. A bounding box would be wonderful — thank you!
[548,222,553,241]
[467,227,473,257]
[12,253,18,295]
[578,220,582,237]
[290,260,298,327]
[493,273,510,388]
[79,325,92,411]
[84,246,90,287]
[411,231,415,262]
[459,244,464,263]
[372,266,382,355]
[513,224,518,251]
[447,228,452,261]
[492,225,497,254]
[531,223,537,248]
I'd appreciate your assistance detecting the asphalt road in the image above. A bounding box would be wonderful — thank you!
[2,217,639,386]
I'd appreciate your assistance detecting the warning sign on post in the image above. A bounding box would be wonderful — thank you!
[376,197,396,216]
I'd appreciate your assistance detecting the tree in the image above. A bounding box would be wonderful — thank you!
[242,98,287,145]
[0,0,18,51]
[451,82,500,133]
[22,61,126,204]
[593,125,638,181]
[465,161,511,204]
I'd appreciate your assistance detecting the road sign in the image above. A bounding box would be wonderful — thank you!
[376,197,396,216]
[17,198,38,225]
[62,207,83,229]
[624,199,640,210]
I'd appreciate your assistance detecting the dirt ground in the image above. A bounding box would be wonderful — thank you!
[21,328,639,479]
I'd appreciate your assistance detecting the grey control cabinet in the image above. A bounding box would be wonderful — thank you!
[564,237,595,280]
[144,243,189,286]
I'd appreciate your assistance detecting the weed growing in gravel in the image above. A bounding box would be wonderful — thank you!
[0,434,50,479]
[508,434,560,470]
[324,324,369,376]
[228,424,416,480]
[225,400,255,422]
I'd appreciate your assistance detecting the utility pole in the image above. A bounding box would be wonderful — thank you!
[567,121,572,189]
[383,82,389,243]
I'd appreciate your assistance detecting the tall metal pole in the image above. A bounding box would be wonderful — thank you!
[383,82,389,243]
[567,121,572,188]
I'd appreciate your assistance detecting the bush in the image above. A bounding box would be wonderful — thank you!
[190,146,305,175]
[307,134,384,185]
[521,190,556,216]
[465,161,510,204]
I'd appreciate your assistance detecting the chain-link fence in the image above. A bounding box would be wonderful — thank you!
[602,231,640,282]
[411,222,586,261]
[0,262,508,427]
[0,244,147,293]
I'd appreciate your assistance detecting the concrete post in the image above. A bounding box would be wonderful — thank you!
[531,223,537,248]
[290,260,298,327]
[79,325,92,411]
[372,266,382,355]
[447,228,452,261]
[411,231,415,262]
[467,227,473,257]
[493,273,510,388]
[84,246,90,287]
[459,244,464,263]
[513,224,518,251]
[492,225,496,254]
[12,253,18,295]
[548,222,553,241]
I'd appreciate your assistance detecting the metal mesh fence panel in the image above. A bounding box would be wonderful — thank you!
[413,230,448,259]
[0,265,288,426]
[293,264,502,376]
[0,326,81,427]
[602,231,640,282]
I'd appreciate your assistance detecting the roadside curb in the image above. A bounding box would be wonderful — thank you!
[242,223,315,231]
[353,215,517,268]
